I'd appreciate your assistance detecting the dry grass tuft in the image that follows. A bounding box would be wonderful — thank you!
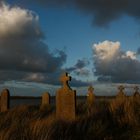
[0,97,139,140]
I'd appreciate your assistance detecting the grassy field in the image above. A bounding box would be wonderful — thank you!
[0,96,140,140]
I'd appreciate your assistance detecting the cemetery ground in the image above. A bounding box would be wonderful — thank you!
[0,96,140,140]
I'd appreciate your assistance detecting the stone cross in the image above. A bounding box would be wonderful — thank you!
[56,72,76,121]
[40,92,50,109]
[60,72,71,89]
[87,86,95,106]
[117,85,125,97]
[0,89,10,112]
[88,86,94,93]
[134,86,139,92]
[133,86,140,97]
[118,85,124,92]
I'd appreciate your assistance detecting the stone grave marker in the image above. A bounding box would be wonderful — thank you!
[41,92,50,109]
[133,86,140,98]
[56,72,76,121]
[117,85,126,98]
[87,86,95,105]
[0,89,10,112]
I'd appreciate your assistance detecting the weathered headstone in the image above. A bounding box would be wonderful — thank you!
[56,72,76,121]
[87,86,95,105]
[133,86,140,97]
[0,89,10,112]
[41,92,50,108]
[117,85,126,97]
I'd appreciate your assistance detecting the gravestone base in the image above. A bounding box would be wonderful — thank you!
[1,89,10,112]
[40,92,50,108]
[87,86,95,106]
[56,88,76,121]
[87,93,95,106]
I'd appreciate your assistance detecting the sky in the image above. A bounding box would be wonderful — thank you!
[1,0,140,95]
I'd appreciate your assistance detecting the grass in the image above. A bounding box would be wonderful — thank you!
[0,96,140,140]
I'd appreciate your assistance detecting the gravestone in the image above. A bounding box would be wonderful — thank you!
[56,72,76,121]
[117,85,126,97]
[133,86,140,97]
[41,92,50,108]
[87,86,95,105]
[0,89,10,112]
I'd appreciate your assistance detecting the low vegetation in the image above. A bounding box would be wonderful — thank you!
[0,97,140,140]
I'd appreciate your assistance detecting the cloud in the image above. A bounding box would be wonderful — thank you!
[0,2,43,39]
[93,41,120,61]
[136,47,140,55]
[74,69,90,77]
[19,0,140,26]
[66,58,90,77]
[0,2,67,84]
[0,2,89,87]
[23,73,45,82]
[75,59,90,69]
[92,40,140,83]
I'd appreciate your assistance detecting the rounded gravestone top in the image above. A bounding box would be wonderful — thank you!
[1,89,10,95]
[88,86,94,93]
[118,85,125,91]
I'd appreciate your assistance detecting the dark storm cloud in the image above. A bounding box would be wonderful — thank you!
[36,70,89,86]
[93,40,140,83]
[0,3,89,86]
[95,58,140,83]
[66,59,90,71]
[136,47,140,55]
[0,3,67,84]
[0,40,66,73]
[75,59,90,69]
[21,0,140,26]
[66,58,90,77]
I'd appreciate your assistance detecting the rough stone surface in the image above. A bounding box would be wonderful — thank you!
[56,73,76,121]
[87,86,95,105]
[0,89,10,112]
[41,92,50,107]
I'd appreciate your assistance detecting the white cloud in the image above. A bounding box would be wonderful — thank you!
[93,40,120,61]
[0,2,41,38]
[92,40,140,83]
[126,51,136,60]
[93,40,137,62]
